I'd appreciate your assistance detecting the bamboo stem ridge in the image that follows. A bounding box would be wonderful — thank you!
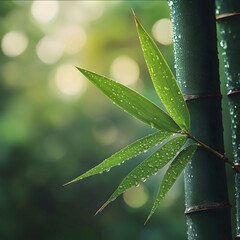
[169,0,232,239]
[216,0,240,238]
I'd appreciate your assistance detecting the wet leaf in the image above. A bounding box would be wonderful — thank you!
[64,130,173,185]
[145,143,198,223]
[76,67,181,133]
[95,136,187,215]
[134,14,190,131]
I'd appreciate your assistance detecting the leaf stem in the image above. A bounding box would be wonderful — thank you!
[185,132,240,173]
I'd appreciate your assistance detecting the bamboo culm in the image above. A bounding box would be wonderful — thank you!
[216,0,240,238]
[169,0,232,239]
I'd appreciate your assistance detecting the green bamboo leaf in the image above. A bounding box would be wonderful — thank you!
[145,144,198,223]
[95,136,187,215]
[76,67,181,133]
[134,14,190,131]
[64,130,173,186]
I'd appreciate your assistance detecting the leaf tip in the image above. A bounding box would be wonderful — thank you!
[62,179,75,187]
[144,216,150,225]
[95,203,108,216]
[131,8,136,18]
[63,176,83,187]
[132,9,140,25]
[75,66,83,73]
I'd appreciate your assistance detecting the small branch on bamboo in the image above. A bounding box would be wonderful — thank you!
[185,202,231,215]
[216,12,240,20]
[185,132,240,173]
[184,93,222,102]
[227,89,240,96]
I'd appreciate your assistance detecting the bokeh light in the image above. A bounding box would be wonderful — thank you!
[36,35,63,64]
[80,1,105,21]
[152,18,173,45]
[110,56,140,86]
[65,1,105,23]
[54,64,87,97]
[123,185,149,208]
[1,31,28,57]
[58,25,87,55]
[31,1,59,24]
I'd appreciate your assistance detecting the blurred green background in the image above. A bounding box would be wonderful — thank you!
[0,1,235,239]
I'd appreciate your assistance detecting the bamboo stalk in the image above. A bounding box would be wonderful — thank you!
[169,0,232,239]
[216,1,240,238]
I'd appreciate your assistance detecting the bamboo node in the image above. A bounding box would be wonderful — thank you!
[185,202,231,215]
[235,234,240,240]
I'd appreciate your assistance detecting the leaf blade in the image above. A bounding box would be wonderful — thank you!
[95,135,187,215]
[77,67,181,132]
[64,130,173,185]
[134,15,190,131]
[146,143,198,223]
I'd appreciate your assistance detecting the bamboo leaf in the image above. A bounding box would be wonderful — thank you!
[76,67,181,133]
[145,144,198,223]
[95,136,187,215]
[64,130,173,186]
[134,14,190,131]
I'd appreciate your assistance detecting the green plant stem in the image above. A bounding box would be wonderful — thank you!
[185,132,237,170]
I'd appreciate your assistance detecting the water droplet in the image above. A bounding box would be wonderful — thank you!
[150,122,155,128]
[220,40,227,49]
[141,178,147,182]
[148,163,153,168]
[224,62,230,68]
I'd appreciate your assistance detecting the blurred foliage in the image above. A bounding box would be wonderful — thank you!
[0,1,235,239]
